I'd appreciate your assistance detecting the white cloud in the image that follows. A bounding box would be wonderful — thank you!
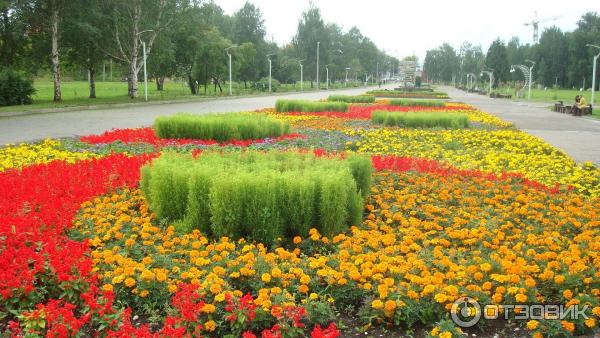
[219,0,599,62]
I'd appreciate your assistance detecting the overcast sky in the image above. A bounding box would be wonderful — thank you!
[220,0,599,62]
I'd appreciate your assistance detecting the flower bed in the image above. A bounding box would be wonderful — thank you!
[371,111,470,128]
[1,102,599,337]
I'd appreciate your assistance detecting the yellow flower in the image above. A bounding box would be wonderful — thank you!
[371,299,383,309]
[309,293,318,300]
[204,320,216,332]
[293,236,302,244]
[202,304,216,314]
[298,284,309,293]
[156,271,168,282]
[124,278,136,288]
[102,284,113,292]
[434,293,447,303]
[526,320,539,330]
[515,293,528,303]
[261,273,272,283]
[439,332,452,338]
[480,263,492,272]
[584,318,596,328]
[140,290,149,298]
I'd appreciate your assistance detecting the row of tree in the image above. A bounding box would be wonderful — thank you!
[0,0,399,101]
[423,12,600,89]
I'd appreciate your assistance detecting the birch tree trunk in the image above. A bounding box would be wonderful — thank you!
[51,5,61,102]
[127,2,140,98]
[89,66,96,98]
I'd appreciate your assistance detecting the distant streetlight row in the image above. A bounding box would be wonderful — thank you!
[223,43,354,95]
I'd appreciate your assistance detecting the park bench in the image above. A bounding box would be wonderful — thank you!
[582,104,593,115]
[554,101,564,112]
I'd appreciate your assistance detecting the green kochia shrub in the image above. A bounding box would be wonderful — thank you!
[371,111,469,129]
[154,113,290,141]
[327,95,375,103]
[275,99,348,112]
[140,151,372,245]
[0,69,36,106]
[389,99,446,107]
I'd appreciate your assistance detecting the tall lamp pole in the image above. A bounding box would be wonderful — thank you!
[267,53,275,92]
[294,59,304,91]
[225,45,238,96]
[587,44,600,105]
[345,67,351,86]
[137,29,153,101]
[525,59,535,100]
[316,41,320,89]
[480,70,494,95]
[325,65,329,90]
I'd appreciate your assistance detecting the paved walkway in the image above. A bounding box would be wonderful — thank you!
[0,85,394,144]
[443,86,600,165]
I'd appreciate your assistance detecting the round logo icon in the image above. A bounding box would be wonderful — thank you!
[451,296,481,327]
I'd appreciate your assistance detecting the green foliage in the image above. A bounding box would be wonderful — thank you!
[154,113,290,141]
[326,95,375,103]
[366,89,449,99]
[275,99,348,112]
[389,99,446,107]
[371,111,469,129]
[0,69,36,106]
[140,151,372,245]
[252,77,280,92]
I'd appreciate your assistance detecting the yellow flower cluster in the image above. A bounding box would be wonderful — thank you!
[345,128,600,197]
[74,189,321,311]
[73,168,600,336]
[0,139,97,172]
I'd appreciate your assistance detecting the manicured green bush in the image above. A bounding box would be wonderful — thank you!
[366,89,449,99]
[0,69,36,106]
[327,95,375,103]
[253,77,281,92]
[371,111,469,129]
[154,113,290,141]
[389,99,446,107]
[140,151,373,245]
[275,99,348,112]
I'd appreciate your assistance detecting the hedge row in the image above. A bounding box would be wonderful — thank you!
[326,95,375,103]
[366,89,449,99]
[389,99,446,107]
[140,151,373,245]
[154,113,290,141]
[275,99,348,112]
[371,111,469,129]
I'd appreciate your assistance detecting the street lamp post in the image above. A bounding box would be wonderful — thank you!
[587,44,600,105]
[510,62,534,100]
[267,53,275,93]
[136,29,153,101]
[345,67,351,86]
[316,41,320,90]
[293,59,304,91]
[525,59,535,100]
[481,70,494,95]
[225,45,238,96]
[325,65,329,90]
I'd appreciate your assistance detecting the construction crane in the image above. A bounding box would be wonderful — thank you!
[524,11,562,44]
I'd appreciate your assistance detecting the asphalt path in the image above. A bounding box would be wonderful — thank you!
[443,86,600,165]
[0,84,394,144]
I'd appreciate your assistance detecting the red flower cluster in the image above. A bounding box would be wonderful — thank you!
[371,155,560,194]
[80,127,305,147]
[283,104,463,119]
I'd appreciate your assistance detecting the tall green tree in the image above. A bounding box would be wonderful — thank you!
[535,27,568,87]
[486,39,509,85]
[294,4,329,87]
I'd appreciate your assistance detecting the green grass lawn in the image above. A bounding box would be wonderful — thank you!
[0,79,367,113]
[495,86,597,105]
